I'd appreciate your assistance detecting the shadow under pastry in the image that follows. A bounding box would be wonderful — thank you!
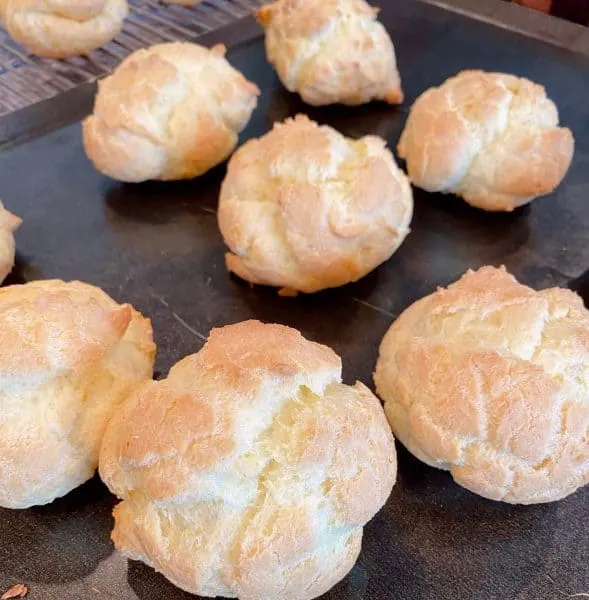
[0,476,116,584]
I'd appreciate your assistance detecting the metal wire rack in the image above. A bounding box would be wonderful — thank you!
[0,0,267,117]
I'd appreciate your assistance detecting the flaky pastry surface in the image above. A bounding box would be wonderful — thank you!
[1,0,128,58]
[375,266,589,504]
[83,42,260,182]
[398,70,574,211]
[218,115,413,294]
[0,279,155,508]
[100,320,396,600]
[257,0,403,106]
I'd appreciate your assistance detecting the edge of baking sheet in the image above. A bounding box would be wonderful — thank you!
[421,0,589,55]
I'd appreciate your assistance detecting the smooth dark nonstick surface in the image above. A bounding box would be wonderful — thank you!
[0,1,587,599]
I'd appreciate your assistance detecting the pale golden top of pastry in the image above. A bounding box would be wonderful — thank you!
[0,279,155,508]
[100,320,396,600]
[0,202,21,284]
[218,114,413,294]
[83,42,260,182]
[257,0,403,106]
[398,70,574,211]
[375,266,589,504]
[1,0,128,58]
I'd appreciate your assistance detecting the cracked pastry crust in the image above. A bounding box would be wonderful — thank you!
[0,279,155,509]
[0,0,128,59]
[398,70,575,212]
[100,320,396,600]
[256,0,403,106]
[218,114,413,294]
[0,202,21,284]
[375,266,589,504]
[83,42,260,182]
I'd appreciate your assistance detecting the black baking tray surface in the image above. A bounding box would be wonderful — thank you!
[0,1,587,599]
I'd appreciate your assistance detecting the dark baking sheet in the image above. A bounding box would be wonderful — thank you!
[0,1,588,599]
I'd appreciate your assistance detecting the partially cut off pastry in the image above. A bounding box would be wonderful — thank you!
[100,320,396,600]
[375,266,589,504]
[398,70,574,211]
[257,0,403,106]
[0,279,155,509]
[0,0,128,59]
[83,42,260,182]
[218,115,413,295]
[0,202,21,283]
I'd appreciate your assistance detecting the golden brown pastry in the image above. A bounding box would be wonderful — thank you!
[0,202,21,283]
[218,115,413,295]
[398,70,574,211]
[256,0,403,106]
[0,0,128,59]
[0,279,155,509]
[83,42,260,182]
[100,320,396,600]
[375,266,589,504]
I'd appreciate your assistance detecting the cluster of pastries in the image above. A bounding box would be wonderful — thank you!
[77,0,574,295]
[0,1,585,600]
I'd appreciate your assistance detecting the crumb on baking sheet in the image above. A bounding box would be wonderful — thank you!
[1,583,28,599]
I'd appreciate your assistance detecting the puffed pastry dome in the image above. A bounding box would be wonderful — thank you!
[256,0,403,106]
[100,320,396,600]
[375,266,589,504]
[0,202,21,283]
[398,70,574,211]
[83,42,260,182]
[0,0,128,59]
[218,115,413,295]
[0,280,155,509]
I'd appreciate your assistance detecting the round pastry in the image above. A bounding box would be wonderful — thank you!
[398,70,574,212]
[375,266,589,504]
[0,279,155,509]
[83,42,260,182]
[218,115,413,295]
[0,0,128,59]
[100,320,396,600]
[256,0,403,106]
[0,202,21,283]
